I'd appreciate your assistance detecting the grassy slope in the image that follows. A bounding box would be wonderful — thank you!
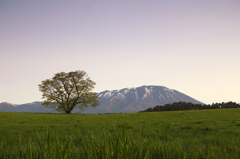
[1,109,240,158]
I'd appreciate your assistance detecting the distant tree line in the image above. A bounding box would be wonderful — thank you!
[139,101,240,112]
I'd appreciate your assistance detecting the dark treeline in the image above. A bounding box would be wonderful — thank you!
[140,101,240,112]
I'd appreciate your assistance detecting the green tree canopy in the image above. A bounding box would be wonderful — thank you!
[38,70,99,113]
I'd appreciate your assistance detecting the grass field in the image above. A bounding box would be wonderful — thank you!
[1,108,240,158]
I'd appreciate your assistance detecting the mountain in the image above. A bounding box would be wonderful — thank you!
[0,102,57,113]
[0,101,80,113]
[16,102,57,113]
[0,102,18,112]
[0,85,203,114]
[83,85,203,113]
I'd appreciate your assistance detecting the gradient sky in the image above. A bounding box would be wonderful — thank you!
[1,0,240,104]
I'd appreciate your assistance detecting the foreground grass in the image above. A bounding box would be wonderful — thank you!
[1,109,240,158]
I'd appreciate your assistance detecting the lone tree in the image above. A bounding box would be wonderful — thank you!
[38,70,99,114]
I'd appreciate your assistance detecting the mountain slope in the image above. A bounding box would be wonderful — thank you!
[0,102,19,112]
[0,102,82,113]
[0,102,58,113]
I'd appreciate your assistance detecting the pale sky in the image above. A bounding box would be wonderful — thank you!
[0,0,240,105]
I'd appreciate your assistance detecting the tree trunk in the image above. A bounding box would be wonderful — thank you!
[66,111,71,114]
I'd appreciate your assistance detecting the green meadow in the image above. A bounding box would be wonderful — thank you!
[1,108,240,158]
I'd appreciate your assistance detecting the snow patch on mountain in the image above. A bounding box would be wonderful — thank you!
[123,89,129,94]
[159,93,165,99]
[117,92,125,98]
[135,91,139,102]
[142,93,148,100]
[164,88,175,93]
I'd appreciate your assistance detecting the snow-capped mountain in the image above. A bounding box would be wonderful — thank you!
[84,85,203,113]
[0,85,203,114]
